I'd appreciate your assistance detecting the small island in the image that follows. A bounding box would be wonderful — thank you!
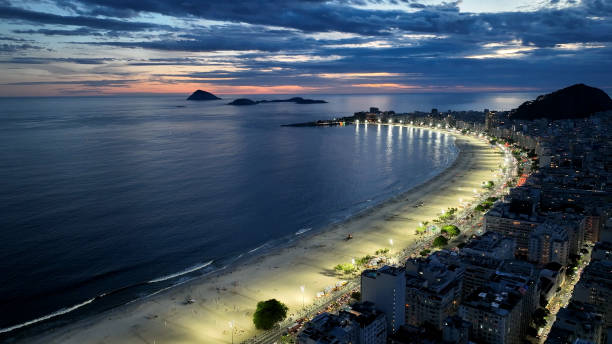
[187,90,222,101]
[228,98,258,106]
[228,96,327,106]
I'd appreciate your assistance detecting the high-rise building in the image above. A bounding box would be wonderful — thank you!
[545,302,604,344]
[297,302,387,344]
[361,265,406,333]
[442,315,471,344]
[404,254,463,329]
[485,110,495,132]
[528,221,570,266]
[484,202,545,258]
[572,260,612,327]
[459,287,524,344]
[459,232,515,299]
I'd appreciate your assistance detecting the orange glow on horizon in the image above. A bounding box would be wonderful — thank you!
[0,80,541,97]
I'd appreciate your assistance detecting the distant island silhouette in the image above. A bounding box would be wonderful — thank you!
[510,83,612,120]
[228,97,327,106]
[187,90,221,101]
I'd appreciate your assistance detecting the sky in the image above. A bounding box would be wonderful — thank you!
[0,0,611,96]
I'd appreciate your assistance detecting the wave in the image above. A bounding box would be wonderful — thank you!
[147,260,214,284]
[295,227,312,235]
[248,244,267,254]
[0,298,95,334]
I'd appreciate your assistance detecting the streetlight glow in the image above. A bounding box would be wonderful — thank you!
[389,238,394,246]
[229,320,235,344]
[300,285,305,308]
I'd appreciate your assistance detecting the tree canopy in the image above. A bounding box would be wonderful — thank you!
[441,225,460,237]
[253,299,288,330]
[432,235,448,248]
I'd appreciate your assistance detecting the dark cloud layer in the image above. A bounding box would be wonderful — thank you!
[0,5,168,32]
[0,0,611,94]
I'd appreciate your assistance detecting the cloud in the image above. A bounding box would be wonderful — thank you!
[0,0,612,95]
[13,28,104,36]
[0,43,45,53]
[0,5,169,31]
[2,79,137,86]
[0,57,115,64]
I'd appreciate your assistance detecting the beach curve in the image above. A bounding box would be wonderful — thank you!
[14,129,503,344]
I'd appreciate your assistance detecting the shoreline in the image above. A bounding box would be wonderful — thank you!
[12,127,503,344]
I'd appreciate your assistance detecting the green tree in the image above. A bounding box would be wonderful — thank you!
[253,299,289,330]
[280,334,295,344]
[334,263,356,274]
[441,225,460,237]
[356,255,373,265]
[375,248,389,255]
[432,235,448,248]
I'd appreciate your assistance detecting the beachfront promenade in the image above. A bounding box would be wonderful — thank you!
[23,126,505,344]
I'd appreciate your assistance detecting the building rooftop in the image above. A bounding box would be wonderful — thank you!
[462,287,522,316]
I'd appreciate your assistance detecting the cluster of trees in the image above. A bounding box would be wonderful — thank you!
[437,207,458,222]
[475,196,498,212]
[335,248,392,275]
[375,248,390,255]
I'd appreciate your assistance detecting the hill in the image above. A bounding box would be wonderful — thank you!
[510,84,612,120]
[187,90,221,101]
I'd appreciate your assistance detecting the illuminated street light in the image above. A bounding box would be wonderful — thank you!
[388,119,393,124]
[389,238,394,247]
[355,119,360,124]
[229,320,235,344]
[351,258,355,265]
[300,285,305,308]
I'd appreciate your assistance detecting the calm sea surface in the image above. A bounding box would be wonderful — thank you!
[0,92,535,337]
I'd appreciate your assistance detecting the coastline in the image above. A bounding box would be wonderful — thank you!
[13,128,503,344]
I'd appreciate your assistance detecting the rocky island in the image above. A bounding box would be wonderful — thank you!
[186,90,221,101]
[228,96,327,106]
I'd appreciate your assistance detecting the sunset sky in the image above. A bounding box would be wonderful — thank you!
[1,0,611,96]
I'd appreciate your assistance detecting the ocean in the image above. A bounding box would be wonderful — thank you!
[0,92,535,338]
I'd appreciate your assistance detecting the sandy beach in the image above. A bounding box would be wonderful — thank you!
[17,128,503,344]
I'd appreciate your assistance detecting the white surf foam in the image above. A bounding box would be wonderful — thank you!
[147,260,213,284]
[0,297,95,334]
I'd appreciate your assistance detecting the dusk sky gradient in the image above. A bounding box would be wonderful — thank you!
[1,0,611,96]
